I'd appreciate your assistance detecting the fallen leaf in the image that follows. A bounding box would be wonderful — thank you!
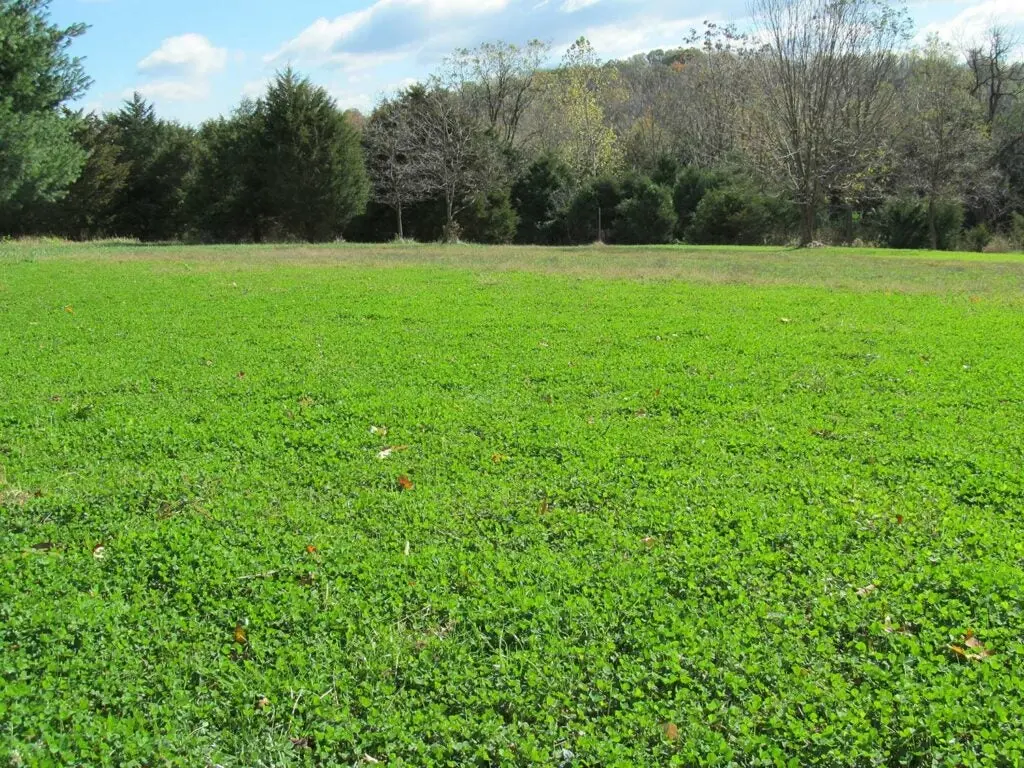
[780,317,792,324]
[662,722,680,741]
[896,514,904,525]
[255,696,270,710]
[404,540,411,557]
[233,624,248,645]
[290,737,311,750]
[237,371,246,379]
[64,305,74,314]
[32,542,55,551]
[398,475,414,491]
[306,545,318,554]
[856,584,878,598]
[642,536,657,548]
[949,632,993,661]
[92,544,106,560]
[370,425,388,436]
[491,453,507,463]
[377,446,409,460]
[362,755,381,765]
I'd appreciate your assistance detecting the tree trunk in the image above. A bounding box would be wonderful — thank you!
[442,193,457,243]
[927,196,938,251]
[396,201,404,241]
[800,200,816,246]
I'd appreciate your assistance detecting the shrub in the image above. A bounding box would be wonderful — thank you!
[1011,212,1024,250]
[511,156,573,245]
[613,181,676,244]
[686,186,774,245]
[878,198,963,250]
[960,223,992,252]
[982,234,1015,253]
[672,167,728,240]
[565,178,626,244]
[460,189,519,244]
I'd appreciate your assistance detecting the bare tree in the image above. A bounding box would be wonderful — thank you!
[966,27,1024,125]
[364,98,427,240]
[444,40,550,150]
[900,40,988,249]
[749,0,910,244]
[411,86,501,242]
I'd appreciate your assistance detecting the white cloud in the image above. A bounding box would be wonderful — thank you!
[266,0,511,66]
[561,0,599,12]
[918,0,1024,48]
[126,80,211,103]
[566,14,705,60]
[132,34,229,106]
[138,34,228,77]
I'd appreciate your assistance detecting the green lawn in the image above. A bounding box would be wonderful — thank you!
[1,241,1023,766]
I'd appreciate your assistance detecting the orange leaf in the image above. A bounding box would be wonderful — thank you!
[306,545,318,554]
[662,722,679,740]
[398,475,414,491]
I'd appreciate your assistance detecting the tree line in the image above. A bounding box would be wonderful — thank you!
[3,0,1024,251]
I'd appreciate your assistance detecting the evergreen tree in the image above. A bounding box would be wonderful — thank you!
[0,0,89,219]
[252,69,369,242]
[108,94,196,241]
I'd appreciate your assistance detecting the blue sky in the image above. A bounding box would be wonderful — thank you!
[51,0,1024,125]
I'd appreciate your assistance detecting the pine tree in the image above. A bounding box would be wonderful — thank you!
[252,69,369,242]
[0,0,90,218]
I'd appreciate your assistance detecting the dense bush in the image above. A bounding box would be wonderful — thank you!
[511,156,572,245]
[565,178,626,243]
[614,180,676,244]
[672,167,728,240]
[877,198,964,250]
[686,186,783,245]
[460,188,519,244]
[1013,212,1024,249]
[960,222,992,252]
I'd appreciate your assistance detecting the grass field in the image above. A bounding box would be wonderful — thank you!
[2,241,1024,766]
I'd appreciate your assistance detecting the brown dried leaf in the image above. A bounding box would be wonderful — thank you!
[233,624,248,645]
[662,722,680,740]
[398,475,414,491]
[856,584,878,598]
